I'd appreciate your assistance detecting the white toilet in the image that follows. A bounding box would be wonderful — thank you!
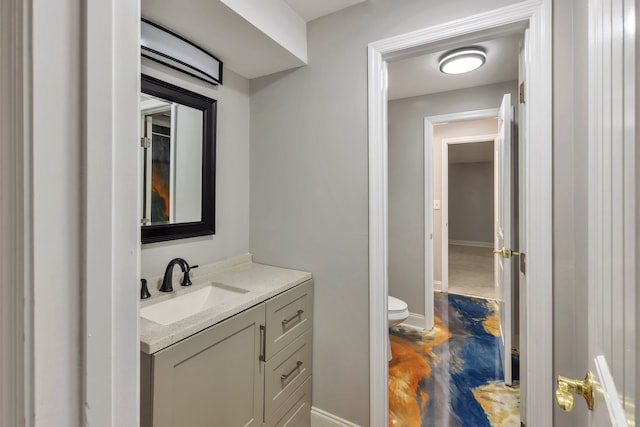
[388,296,409,328]
[388,296,409,360]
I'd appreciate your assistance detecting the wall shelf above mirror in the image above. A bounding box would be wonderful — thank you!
[140,74,216,244]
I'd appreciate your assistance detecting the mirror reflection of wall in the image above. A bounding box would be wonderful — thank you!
[140,94,203,226]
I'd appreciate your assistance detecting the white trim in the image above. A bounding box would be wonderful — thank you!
[449,240,493,248]
[84,1,140,425]
[428,108,500,124]
[402,313,427,330]
[424,117,435,331]
[441,133,498,294]
[367,40,389,427]
[368,1,552,425]
[425,108,498,331]
[0,1,31,425]
[311,407,361,427]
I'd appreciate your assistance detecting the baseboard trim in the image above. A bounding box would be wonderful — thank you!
[401,313,426,330]
[449,240,493,248]
[311,407,361,427]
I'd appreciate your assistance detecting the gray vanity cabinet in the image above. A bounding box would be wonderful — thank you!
[142,303,264,427]
[141,279,313,427]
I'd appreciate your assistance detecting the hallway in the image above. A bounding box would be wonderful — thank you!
[448,244,494,299]
[389,292,519,426]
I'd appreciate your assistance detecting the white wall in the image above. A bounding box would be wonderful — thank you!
[388,84,511,316]
[141,60,251,280]
[448,161,494,243]
[249,1,521,424]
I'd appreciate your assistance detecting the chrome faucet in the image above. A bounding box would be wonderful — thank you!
[159,258,188,292]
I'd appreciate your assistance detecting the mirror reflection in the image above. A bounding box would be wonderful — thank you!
[140,94,203,225]
[140,74,216,244]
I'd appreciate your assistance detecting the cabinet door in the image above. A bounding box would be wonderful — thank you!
[152,304,265,427]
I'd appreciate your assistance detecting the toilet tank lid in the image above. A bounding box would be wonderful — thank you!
[388,296,408,311]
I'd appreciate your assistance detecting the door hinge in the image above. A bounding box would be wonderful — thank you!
[519,252,526,274]
[141,217,150,225]
[140,137,151,149]
[519,81,525,104]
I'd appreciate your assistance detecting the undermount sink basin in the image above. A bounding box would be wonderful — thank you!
[141,282,249,325]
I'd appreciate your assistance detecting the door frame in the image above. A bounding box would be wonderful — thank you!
[368,1,552,425]
[441,133,498,295]
[1,0,31,425]
[423,109,499,331]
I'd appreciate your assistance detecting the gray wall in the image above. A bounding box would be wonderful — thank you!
[449,161,494,243]
[141,61,251,279]
[249,1,521,424]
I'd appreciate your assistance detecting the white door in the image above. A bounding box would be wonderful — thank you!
[494,93,513,386]
[554,0,635,424]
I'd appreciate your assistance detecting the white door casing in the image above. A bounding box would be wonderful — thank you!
[0,1,30,425]
[368,2,552,425]
[441,133,498,294]
[495,93,513,386]
[424,108,499,332]
[517,29,528,421]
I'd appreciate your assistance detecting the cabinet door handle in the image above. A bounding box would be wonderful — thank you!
[259,325,266,362]
[282,310,304,326]
[280,361,303,381]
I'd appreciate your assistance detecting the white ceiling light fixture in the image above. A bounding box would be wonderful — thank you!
[438,47,487,74]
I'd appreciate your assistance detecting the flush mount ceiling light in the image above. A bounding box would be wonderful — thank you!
[438,47,487,74]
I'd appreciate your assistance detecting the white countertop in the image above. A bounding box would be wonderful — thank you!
[140,254,312,354]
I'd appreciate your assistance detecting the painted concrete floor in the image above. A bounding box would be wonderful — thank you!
[448,244,495,299]
[389,292,519,427]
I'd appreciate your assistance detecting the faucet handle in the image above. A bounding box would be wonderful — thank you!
[140,278,151,299]
[182,264,199,286]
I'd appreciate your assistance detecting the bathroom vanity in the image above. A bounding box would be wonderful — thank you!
[140,255,313,427]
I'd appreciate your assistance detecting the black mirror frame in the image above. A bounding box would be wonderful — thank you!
[141,74,216,244]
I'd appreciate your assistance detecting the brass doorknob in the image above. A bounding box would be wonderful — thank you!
[555,372,595,412]
[493,247,520,258]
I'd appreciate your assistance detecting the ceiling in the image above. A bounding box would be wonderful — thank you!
[448,141,494,164]
[142,0,369,80]
[388,34,520,100]
[284,0,366,22]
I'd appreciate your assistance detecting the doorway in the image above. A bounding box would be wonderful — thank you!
[442,133,497,299]
[368,2,553,426]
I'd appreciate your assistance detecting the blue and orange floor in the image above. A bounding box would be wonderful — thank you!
[389,292,520,427]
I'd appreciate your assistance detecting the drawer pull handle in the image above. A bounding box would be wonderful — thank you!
[281,361,303,381]
[259,325,266,362]
[282,310,304,326]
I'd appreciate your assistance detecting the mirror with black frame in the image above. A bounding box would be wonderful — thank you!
[140,74,216,244]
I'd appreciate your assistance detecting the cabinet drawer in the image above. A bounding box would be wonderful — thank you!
[264,377,311,427]
[266,280,313,359]
[264,329,312,421]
